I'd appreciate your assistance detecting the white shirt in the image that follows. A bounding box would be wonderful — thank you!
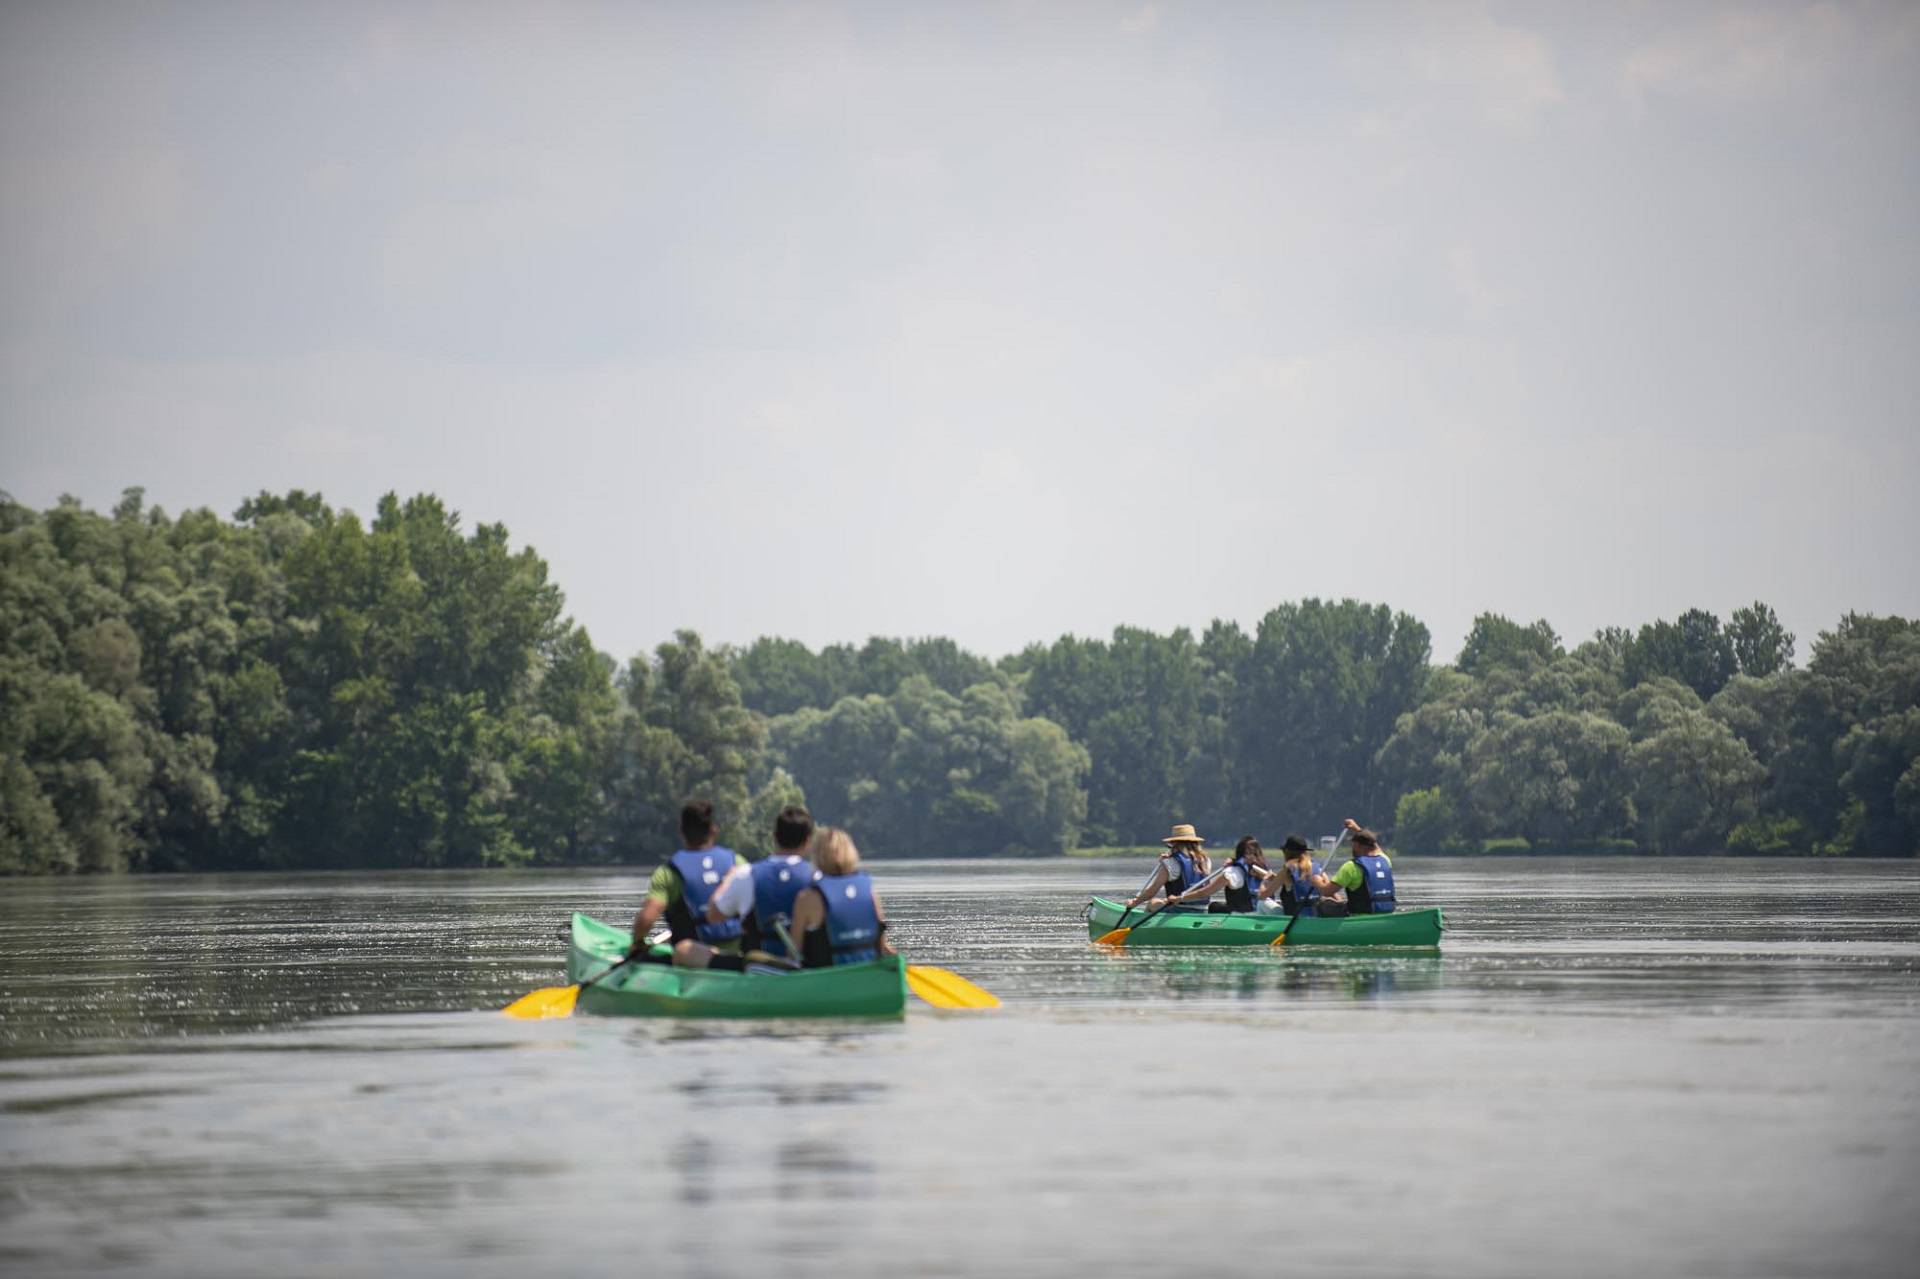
[709,853,809,920]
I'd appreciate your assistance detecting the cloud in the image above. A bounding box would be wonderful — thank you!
[1622,3,1861,109]
[1350,3,1563,136]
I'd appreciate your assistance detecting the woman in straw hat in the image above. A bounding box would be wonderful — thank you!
[1125,823,1213,908]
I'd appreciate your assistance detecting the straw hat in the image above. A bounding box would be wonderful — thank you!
[1161,823,1205,847]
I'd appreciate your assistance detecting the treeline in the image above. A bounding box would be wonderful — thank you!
[1,490,1914,873]
[0,490,799,873]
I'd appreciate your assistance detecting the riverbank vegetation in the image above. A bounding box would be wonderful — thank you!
[3,490,1914,872]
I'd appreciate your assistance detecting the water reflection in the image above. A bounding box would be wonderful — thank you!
[669,1135,718,1205]
[1089,950,1446,1003]
[774,1139,875,1200]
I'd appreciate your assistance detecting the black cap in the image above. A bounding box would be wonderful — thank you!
[1281,834,1311,854]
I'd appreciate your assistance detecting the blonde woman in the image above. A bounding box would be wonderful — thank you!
[1126,823,1213,907]
[787,827,896,968]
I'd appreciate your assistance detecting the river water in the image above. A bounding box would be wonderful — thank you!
[2,857,1917,1278]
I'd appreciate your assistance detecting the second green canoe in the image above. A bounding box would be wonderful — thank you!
[1086,896,1444,947]
[568,913,908,1019]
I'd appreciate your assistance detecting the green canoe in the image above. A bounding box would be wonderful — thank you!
[1086,897,1445,948]
[566,913,908,1019]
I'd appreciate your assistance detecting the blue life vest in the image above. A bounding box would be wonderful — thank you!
[750,854,815,958]
[817,871,882,965]
[670,847,743,944]
[1281,862,1321,917]
[1348,852,1396,914]
[1163,849,1203,897]
[1222,859,1261,913]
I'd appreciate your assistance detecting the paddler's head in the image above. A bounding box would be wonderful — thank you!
[811,827,862,877]
[1233,835,1265,868]
[1350,828,1380,854]
[1281,834,1313,868]
[1161,823,1204,855]
[680,800,716,849]
[773,805,814,853]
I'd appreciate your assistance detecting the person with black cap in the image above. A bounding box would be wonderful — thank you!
[1163,836,1272,913]
[1259,834,1334,916]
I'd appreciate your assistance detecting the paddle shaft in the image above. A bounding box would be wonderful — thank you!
[1106,858,1171,933]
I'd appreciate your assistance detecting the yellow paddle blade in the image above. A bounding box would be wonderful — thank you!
[1269,931,1289,947]
[1093,927,1133,946]
[502,983,581,1020]
[906,965,1000,1010]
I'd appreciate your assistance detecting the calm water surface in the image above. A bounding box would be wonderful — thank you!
[2,857,1917,1278]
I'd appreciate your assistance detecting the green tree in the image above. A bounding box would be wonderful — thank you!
[1463,710,1633,847]
[1629,711,1765,853]
[1624,609,1736,699]
[769,676,1086,854]
[1729,601,1794,678]
[1393,786,1458,853]
[1232,599,1431,831]
[1456,614,1562,677]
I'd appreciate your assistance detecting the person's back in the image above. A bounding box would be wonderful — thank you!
[746,806,817,959]
[628,800,752,969]
[792,827,893,968]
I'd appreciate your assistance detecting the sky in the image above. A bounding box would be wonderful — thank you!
[3,0,1916,665]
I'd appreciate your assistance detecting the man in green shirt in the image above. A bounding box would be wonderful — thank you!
[627,800,752,970]
[1323,817,1396,915]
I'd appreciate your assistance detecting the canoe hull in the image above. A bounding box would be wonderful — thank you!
[567,913,908,1019]
[1086,897,1444,947]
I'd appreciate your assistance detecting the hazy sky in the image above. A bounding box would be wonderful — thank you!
[3,1,1915,664]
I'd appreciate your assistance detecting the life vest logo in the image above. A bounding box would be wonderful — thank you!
[703,871,720,884]
[778,870,790,882]
[844,884,859,899]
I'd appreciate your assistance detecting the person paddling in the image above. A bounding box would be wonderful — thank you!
[1126,823,1212,907]
[626,800,753,970]
[1164,836,1271,913]
[788,827,897,968]
[704,805,818,960]
[1258,834,1332,916]
[1323,819,1396,915]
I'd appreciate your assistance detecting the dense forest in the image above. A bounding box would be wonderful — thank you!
[2,490,1915,873]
